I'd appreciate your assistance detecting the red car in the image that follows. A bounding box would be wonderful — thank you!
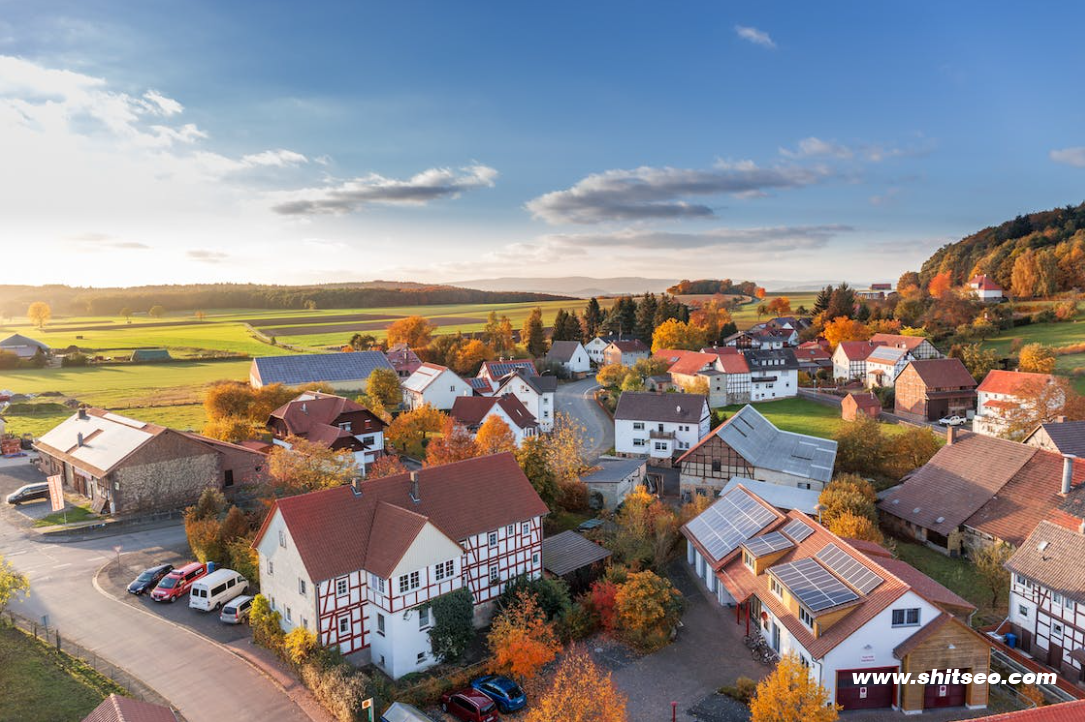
[439,688,500,722]
[150,562,207,603]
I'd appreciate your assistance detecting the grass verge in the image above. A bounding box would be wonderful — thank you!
[33,504,97,527]
[893,541,1005,625]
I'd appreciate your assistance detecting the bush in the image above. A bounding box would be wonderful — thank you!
[498,575,572,621]
[300,662,370,722]
[556,480,590,513]
[250,594,284,652]
[613,570,683,652]
[283,627,318,665]
[720,676,759,703]
[1032,309,1056,324]
[558,600,599,642]
[61,352,88,367]
[427,588,476,663]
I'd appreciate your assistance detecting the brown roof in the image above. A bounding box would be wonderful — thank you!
[905,358,977,390]
[1005,521,1085,604]
[890,612,987,659]
[837,340,883,360]
[252,453,548,583]
[843,392,881,410]
[450,394,538,430]
[963,700,1085,721]
[870,333,932,352]
[614,391,707,424]
[870,557,975,612]
[969,274,1003,291]
[545,341,584,363]
[655,349,718,376]
[878,432,1037,536]
[978,369,1057,395]
[609,339,649,353]
[364,502,433,578]
[83,695,178,722]
[268,392,384,437]
[843,537,893,558]
[542,530,612,576]
[716,352,750,374]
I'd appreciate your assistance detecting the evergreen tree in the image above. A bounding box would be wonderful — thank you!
[523,307,547,357]
[583,297,603,338]
[562,311,583,342]
[634,293,658,341]
[551,309,571,342]
[826,283,856,319]
[813,285,832,314]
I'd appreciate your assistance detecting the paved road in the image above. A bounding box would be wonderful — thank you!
[0,460,315,722]
[555,376,613,463]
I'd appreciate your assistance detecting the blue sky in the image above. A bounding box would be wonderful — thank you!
[2,1,1084,288]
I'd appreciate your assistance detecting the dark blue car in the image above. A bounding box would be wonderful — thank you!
[470,675,526,713]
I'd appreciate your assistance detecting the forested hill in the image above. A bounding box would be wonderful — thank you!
[920,202,1085,294]
[0,282,572,316]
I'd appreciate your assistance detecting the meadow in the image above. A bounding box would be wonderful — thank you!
[719,396,907,440]
[980,315,1085,392]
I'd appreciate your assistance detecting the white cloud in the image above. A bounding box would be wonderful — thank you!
[1051,147,1085,168]
[142,90,183,116]
[780,137,854,159]
[241,149,309,167]
[539,224,850,252]
[735,25,776,49]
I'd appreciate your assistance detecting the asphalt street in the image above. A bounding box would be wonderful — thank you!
[555,376,613,463]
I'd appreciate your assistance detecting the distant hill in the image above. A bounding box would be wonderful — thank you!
[919,202,1085,292]
[452,276,678,297]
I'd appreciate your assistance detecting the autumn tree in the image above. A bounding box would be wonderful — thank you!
[928,271,953,299]
[452,338,496,375]
[883,426,942,479]
[1018,343,1056,373]
[386,404,448,457]
[613,570,683,652]
[148,304,165,318]
[596,363,629,388]
[120,306,133,322]
[827,511,884,544]
[950,343,1001,382]
[27,301,51,329]
[766,296,791,316]
[755,287,766,299]
[689,296,734,345]
[547,412,590,483]
[749,652,839,722]
[973,541,1013,607]
[651,318,707,352]
[488,590,561,680]
[202,415,254,443]
[822,316,871,350]
[386,315,436,348]
[349,333,377,350]
[515,435,558,508]
[523,646,628,722]
[425,418,479,466]
[483,311,516,356]
[268,436,359,494]
[1012,249,1041,298]
[0,554,30,613]
[476,415,517,455]
[819,474,878,527]
[1003,377,1085,439]
[523,307,547,357]
[365,367,402,408]
[366,455,408,479]
[610,487,680,571]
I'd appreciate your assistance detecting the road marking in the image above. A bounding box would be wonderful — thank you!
[53,563,72,569]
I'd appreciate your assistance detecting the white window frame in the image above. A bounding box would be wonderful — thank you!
[298,578,307,596]
[336,578,348,596]
[338,615,350,634]
[419,606,430,629]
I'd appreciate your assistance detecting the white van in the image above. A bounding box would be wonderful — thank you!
[188,568,248,611]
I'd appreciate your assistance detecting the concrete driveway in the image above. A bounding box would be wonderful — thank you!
[555,376,613,463]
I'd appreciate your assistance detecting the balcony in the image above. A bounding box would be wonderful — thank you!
[649,430,675,440]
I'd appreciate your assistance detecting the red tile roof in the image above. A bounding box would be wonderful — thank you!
[83,695,178,722]
[449,394,538,431]
[843,392,882,411]
[268,392,384,437]
[253,453,548,584]
[969,274,1003,292]
[905,358,977,389]
[716,352,750,374]
[978,369,1058,396]
[837,340,883,360]
[964,700,1085,722]
[656,350,719,376]
[795,346,831,362]
[869,333,932,352]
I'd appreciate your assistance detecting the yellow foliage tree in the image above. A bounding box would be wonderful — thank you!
[488,591,561,680]
[283,626,318,665]
[1018,343,1056,374]
[523,646,628,722]
[424,417,479,467]
[750,652,839,722]
[827,511,884,544]
[267,436,359,494]
[27,301,51,329]
[613,570,683,651]
[476,415,517,455]
[596,363,629,388]
[822,316,871,350]
[651,318,708,352]
[766,296,791,316]
[452,339,496,375]
[202,415,254,443]
[366,367,403,408]
[386,315,436,348]
[386,404,448,457]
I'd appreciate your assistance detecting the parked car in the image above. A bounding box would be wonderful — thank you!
[439,689,500,722]
[127,564,173,595]
[6,482,49,505]
[470,675,526,713]
[938,415,967,426]
[219,594,254,624]
[189,568,247,611]
[150,562,207,603]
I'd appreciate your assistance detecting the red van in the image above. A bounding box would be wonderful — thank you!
[151,562,207,603]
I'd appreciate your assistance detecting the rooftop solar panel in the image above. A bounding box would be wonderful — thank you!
[773,557,858,612]
[741,531,795,558]
[815,543,884,595]
[685,489,777,563]
[781,518,814,542]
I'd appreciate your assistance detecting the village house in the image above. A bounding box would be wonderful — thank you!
[870,333,944,360]
[677,404,837,498]
[744,347,799,400]
[266,392,387,475]
[580,456,648,510]
[654,349,744,407]
[1005,521,1085,684]
[724,328,788,350]
[401,363,472,411]
[543,340,591,376]
[878,429,1085,554]
[968,274,1005,303]
[794,341,833,376]
[1025,419,1085,457]
[35,408,267,515]
[0,332,50,360]
[251,453,548,680]
[832,340,883,381]
[973,370,1060,438]
[855,283,896,300]
[894,358,977,423]
[683,486,991,714]
[449,394,538,446]
[585,334,635,365]
[476,359,537,386]
[250,351,396,391]
[842,392,882,421]
[385,343,423,379]
[865,345,913,389]
[491,369,557,433]
[603,339,650,367]
[613,391,710,464]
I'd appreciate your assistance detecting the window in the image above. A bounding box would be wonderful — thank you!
[506,524,514,535]
[370,574,386,593]
[532,552,539,565]
[377,613,385,636]
[798,482,811,490]
[891,608,921,627]
[286,606,293,622]
[1053,623,1064,638]
[633,422,645,430]
[770,578,782,598]
[267,559,274,576]
[799,607,814,628]
[435,560,454,582]
[338,422,351,431]
[522,522,530,534]
[279,530,286,548]
[450,385,456,392]
[339,616,350,634]
[224,469,234,488]
[633,438,645,447]
[711,460,722,473]
[489,532,498,547]
[1019,604,1029,618]
[298,578,307,596]
[1055,592,1064,605]
[336,578,348,596]
[1068,599,1077,613]
[399,571,420,594]
[419,607,430,629]
[417,651,426,664]
[743,550,754,570]
[489,566,500,585]
[301,617,309,630]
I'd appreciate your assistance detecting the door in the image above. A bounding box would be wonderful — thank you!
[836,668,895,710]
[924,681,967,709]
[1049,642,1063,669]
[1020,629,1033,654]
[771,622,780,652]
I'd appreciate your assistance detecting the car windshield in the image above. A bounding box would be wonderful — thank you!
[136,572,154,582]
[479,701,495,713]
[157,577,178,588]
[505,684,523,698]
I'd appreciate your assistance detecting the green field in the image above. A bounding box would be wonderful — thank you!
[730,293,819,330]
[894,541,1003,625]
[980,316,1085,393]
[719,396,906,440]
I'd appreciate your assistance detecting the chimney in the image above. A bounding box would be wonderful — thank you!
[947,426,957,445]
[1062,454,1077,496]
[409,471,420,503]
[77,405,88,420]
[350,476,362,497]
[77,432,84,447]
[301,402,308,414]
[1056,415,1067,424]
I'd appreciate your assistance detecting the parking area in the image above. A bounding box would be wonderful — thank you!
[0,454,97,524]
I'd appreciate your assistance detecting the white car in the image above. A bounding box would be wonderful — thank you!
[938,415,967,426]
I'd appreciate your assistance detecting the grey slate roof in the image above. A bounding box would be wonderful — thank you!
[582,457,647,483]
[1034,421,1085,457]
[743,348,800,371]
[703,405,836,484]
[542,530,612,576]
[0,333,49,351]
[720,477,822,514]
[252,351,394,386]
[1005,521,1085,604]
[614,391,707,424]
[545,341,584,363]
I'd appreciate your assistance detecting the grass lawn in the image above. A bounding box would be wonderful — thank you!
[719,397,907,440]
[893,541,1005,625]
[33,503,98,527]
[0,625,126,722]
[730,293,819,330]
[980,315,1085,393]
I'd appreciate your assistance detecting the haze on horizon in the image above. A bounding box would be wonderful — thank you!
[2,2,1084,289]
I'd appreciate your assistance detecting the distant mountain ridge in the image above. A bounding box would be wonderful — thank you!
[451,276,679,297]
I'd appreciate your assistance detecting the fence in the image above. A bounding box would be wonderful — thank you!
[2,609,184,717]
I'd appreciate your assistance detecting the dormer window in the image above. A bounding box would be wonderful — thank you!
[743,550,755,570]
[770,578,783,598]
[799,607,814,628]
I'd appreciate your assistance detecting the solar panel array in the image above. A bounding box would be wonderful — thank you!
[772,557,859,612]
[781,518,814,542]
[686,490,777,562]
[815,543,884,595]
[742,531,795,558]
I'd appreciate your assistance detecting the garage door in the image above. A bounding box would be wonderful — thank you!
[836,668,895,710]
[924,682,967,709]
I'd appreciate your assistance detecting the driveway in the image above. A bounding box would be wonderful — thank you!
[0,459,324,722]
[555,376,613,463]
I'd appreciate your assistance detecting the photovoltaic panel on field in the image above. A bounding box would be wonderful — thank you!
[741,531,795,558]
[772,557,858,612]
[685,489,777,563]
[815,543,884,595]
[781,518,814,542]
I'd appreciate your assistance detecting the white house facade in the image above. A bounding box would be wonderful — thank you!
[972,370,1059,438]
[402,364,473,411]
[744,349,799,401]
[493,371,557,433]
[613,391,710,462]
[544,341,591,375]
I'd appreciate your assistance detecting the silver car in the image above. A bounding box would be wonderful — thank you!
[219,594,254,624]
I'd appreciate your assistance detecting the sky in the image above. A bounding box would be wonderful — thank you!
[2,1,1085,289]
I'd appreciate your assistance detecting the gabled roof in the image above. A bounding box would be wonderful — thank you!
[969,274,1003,291]
[614,391,707,424]
[479,359,537,380]
[131,348,171,362]
[866,345,909,366]
[978,369,1057,396]
[716,352,751,374]
[0,333,49,351]
[495,369,557,396]
[794,345,831,362]
[743,348,800,371]
[83,695,178,722]
[450,394,538,431]
[679,405,836,484]
[962,700,1085,722]
[843,392,882,410]
[581,456,647,483]
[835,340,883,361]
[385,343,422,369]
[252,351,394,386]
[545,341,585,363]
[253,453,549,583]
[542,530,612,576]
[720,476,822,515]
[654,349,718,376]
[35,409,168,477]
[903,358,977,389]
[1006,521,1085,605]
[268,392,385,437]
[1029,420,1085,457]
[607,339,649,353]
[403,363,460,394]
[468,377,493,394]
[869,333,933,352]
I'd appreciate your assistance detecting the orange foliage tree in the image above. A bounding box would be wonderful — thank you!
[750,652,839,722]
[452,339,496,376]
[488,590,561,681]
[475,415,517,455]
[386,315,436,348]
[928,271,953,299]
[826,511,884,545]
[766,296,791,316]
[425,417,479,466]
[613,570,683,651]
[365,455,408,479]
[755,287,767,299]
[386,404,448,458]
[822,316,872,350]
[651,319,708,352]
[523,646,628,722]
